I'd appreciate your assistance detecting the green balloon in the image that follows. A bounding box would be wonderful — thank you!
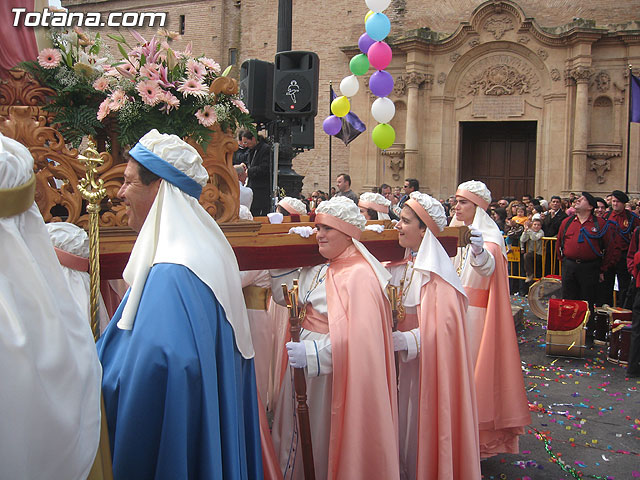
[372,123,396,150]
[349,54,370,76]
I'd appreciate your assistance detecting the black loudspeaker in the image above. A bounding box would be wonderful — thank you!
[272,51,319,117]
[239,59,274,124]
[291,116,314,150]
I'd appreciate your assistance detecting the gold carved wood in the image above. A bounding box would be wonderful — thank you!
[0,70,55,118]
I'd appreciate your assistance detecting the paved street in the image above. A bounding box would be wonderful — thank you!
[481,296,640,480]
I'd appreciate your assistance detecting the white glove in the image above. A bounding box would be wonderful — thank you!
[469,226,484,256]
[392,331,408,352]
[286,341,307,368]
[364,224,385,233]
[288,226,316,238]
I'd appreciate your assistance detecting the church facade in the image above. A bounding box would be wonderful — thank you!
[63,0,640,199]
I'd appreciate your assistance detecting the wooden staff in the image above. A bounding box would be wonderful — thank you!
[282,280,316,480]
[386,284,401,387]
[78,140,114,480]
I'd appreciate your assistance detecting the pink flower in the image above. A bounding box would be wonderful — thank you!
[97,98,112,121]
[195,105,217,127]
[199,57,221,74]
[186,59,206,80]
[37,48,62,69]
[136,80,162,106]
[93,76,110,91]
[159,92,180,113]
[140,63,160,81]
[177,77,208,97]
[232,98,249,114]
[115,64,136,80]
[109,90,126,111]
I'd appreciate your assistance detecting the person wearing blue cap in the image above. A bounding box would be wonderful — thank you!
[97,129,263,479]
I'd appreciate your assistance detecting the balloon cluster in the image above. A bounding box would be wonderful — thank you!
[323,0,396,150]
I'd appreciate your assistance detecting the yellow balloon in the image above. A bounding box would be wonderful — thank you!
[331,95,351,118]
[365,10,374,23]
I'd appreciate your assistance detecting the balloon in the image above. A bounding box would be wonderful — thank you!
[364,10,374,23]
[323,115,342,135]
[365,0,391,13]
[339,75,359,97]
[349,53,370,76]
[372,123,395,150]
[358,32,375,54]
[369,70,394,97]
[367,41,392,71]
[331,95,351,117]
[365,13,391,42]
[371,97,395,124]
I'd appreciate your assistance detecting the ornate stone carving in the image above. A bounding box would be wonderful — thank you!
[393,75,406,96]
[518,36,530,44]
[593,71,611,92]
[406,72,427,88]
[381,146,405,181]
[450,52,461,63]
[570,66,594,84]
[536,49,548,61]
[437,72,447,85]
[590,158,611,184]
[550,68,561,81]
[459,54,541,98]
[484,15,514,40]
[468,39,480,48]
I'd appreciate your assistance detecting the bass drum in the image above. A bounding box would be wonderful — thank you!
[528,276,563,320]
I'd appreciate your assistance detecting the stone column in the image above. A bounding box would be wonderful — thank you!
[570,66,593,191]
[403,72,426,180]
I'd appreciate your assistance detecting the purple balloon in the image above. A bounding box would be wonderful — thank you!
[358,32,375,54]
[323,115,342,135]
[369,70,394,97]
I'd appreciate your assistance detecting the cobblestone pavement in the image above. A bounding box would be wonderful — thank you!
[480,296,640,480]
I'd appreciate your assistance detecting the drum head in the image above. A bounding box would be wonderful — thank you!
[529,277,563,320]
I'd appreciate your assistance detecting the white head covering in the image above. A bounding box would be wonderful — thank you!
[450,179,507,258]
[401,192,466,304]
[119,129,254,358]
[239,204,254,220]
[315,196,391,290]
[46,222,109,332]
[278,196,307,215]
[359,192,391,220]
[0,133,101,479]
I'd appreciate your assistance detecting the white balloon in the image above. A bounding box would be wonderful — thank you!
[365,0,391,13]
[340,75,360,97]
[371,97,395,124]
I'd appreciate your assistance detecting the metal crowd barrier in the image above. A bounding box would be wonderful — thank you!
[506,236,561,281]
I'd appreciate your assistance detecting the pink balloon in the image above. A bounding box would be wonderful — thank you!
[367,41,392,71]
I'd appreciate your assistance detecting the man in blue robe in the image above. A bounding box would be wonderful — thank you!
[97,129,263,479]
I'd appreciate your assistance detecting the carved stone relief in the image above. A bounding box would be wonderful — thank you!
[592,71,611,92]
[518,36,530,44]
[570,66,594,84]
[381,147,405,180]
[550,68,561,81]
[437,72,447,85]
[450,52,461,63]
[469,39,480,48]
[536,49,548,61]
[587,144,622,184]
[460,54,541,98]
[590,158,611,184]
[484,15,515,40]
[393,75,406,96]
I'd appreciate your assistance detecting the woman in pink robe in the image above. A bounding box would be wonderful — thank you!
[391,191,481,479]
[450,180,531,457]
[273,196,400,480]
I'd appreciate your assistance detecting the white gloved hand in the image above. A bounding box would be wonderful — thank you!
[469,226,484,256]
[364,224,385,233]
[286,341,307,368]
[392,331,408,352]
[288,226,316,238]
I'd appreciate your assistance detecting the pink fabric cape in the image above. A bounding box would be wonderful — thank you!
[416,274,480,479]
[475,242,531,457]
[325,245,400,480]
[257,390,283,480]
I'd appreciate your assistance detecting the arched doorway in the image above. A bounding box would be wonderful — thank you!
[459,121,536,200]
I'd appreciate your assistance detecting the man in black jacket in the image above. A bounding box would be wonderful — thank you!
[242,131,272,217]
[541,195,567,237]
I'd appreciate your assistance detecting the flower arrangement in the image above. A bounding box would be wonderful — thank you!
[95,30,254,147]
[17,27,110,147]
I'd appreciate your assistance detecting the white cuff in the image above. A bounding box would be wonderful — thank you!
[399,329,420,362]
[470,248,489,266]
[304,340,322,377]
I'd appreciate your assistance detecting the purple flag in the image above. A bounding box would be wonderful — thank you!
[330,86,366,146]
[632,74,640,123]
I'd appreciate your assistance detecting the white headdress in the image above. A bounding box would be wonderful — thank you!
[359,192,391,220]
[0,133,101,479]
[278,196,307,215]
[315,196,390,289]
[120,129,254,358]
[239,204,254,220]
